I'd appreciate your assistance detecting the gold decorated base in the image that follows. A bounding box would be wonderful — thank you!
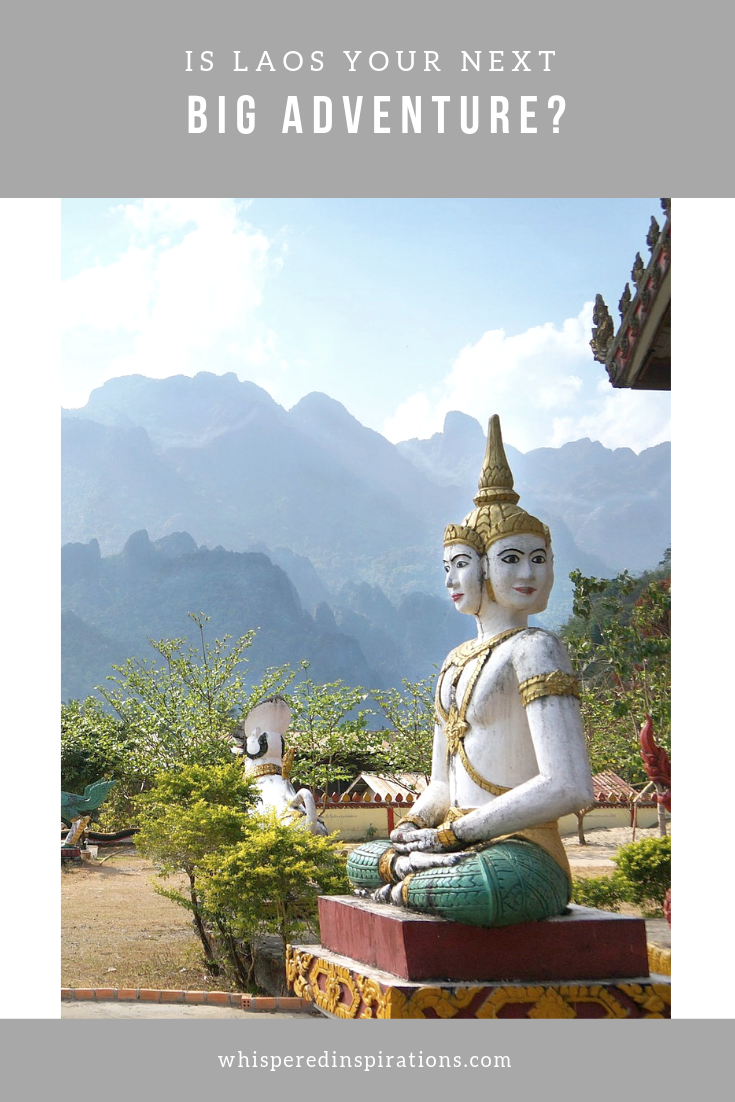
[286,945,671,1020]
[647,942,671,977]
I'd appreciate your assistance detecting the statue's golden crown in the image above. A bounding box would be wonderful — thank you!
[443,415,549,554]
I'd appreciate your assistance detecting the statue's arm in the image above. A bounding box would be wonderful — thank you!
[452,634,594,847]
[390,721,450,840]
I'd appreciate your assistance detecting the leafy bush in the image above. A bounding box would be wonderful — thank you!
[572,836,671,916]
[135,768,349,989]
[572,873,628,911]
[614,835,671,912]
[198,813,350,949]
[196,813,350,988]
[372,676,436,779]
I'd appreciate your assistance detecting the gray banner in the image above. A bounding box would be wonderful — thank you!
[4,0,732,194]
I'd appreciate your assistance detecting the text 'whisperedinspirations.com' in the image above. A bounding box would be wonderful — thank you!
[218,1050,512,1071]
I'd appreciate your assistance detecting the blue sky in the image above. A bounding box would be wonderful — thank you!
[61,197,671,452]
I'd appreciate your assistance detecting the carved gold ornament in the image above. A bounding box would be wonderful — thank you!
[378,847,399,883]
[400,873,416,906]
[444,415,550,556]
[518,670,580,707]
[647,943,671,977]
[284,946,672,1019]
[353,972,388,1018]
[618,982,671,1017]
[281,745,295,779]
[439,628,524,672]
[285,947,314,1000]
[443,523,485,556]
[248,762,283,779]
[444,712,469,756]
[436,627,524,791]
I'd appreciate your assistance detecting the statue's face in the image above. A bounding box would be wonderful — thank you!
[443,543,485,616]
[486,534,554,615]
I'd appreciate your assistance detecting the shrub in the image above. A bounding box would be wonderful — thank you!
[613,835,671,913]
[572,872,628,911]
[198,813,351,952]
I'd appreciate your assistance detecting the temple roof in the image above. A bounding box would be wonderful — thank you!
[593,770,644,803]
[345,770,655,806]
[343,773,429,800]
[590,199,671,391]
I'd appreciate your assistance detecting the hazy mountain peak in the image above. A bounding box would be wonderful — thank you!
[443,409,485,439]
[63,372,283,450]
[289,391,362,429]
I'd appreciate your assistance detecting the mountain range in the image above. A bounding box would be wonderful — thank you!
[61,372,670,701]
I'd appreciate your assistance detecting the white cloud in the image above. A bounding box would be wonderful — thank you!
[61,199,277,404]
[383,391,438,443]
[61,246,155,331]
[382,303,671,453]
[550,387,671,452]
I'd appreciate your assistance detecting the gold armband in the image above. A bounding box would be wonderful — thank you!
[378,847,400,884]
[435,822,463,850]
[395,812,429,831]
[518,669,580,708]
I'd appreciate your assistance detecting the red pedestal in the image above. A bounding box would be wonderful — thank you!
[318,896,649,982]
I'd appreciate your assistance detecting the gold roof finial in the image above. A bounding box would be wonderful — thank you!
[444,414,549,554]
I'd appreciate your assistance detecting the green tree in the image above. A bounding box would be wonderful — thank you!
[64,614,295,826]
[100,613,294,772]
[286,676,380,794]
[134,762,259,979]
[561,553,671,786]
[61,697,130,794]
[372,675,436,783]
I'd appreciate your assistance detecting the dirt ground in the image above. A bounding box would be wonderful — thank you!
[61,850,231,992]
[61,823,668,993]
[564,822,666,873]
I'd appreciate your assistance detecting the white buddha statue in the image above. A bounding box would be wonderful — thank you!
[347,415,594,926]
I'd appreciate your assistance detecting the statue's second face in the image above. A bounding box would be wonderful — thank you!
[443,543,485,615]
[486,534,554,615]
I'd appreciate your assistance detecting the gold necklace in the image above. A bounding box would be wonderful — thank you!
[436,626,524,793]
[248,763,282,779]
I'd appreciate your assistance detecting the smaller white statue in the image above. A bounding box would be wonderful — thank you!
[231,696,327,836]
